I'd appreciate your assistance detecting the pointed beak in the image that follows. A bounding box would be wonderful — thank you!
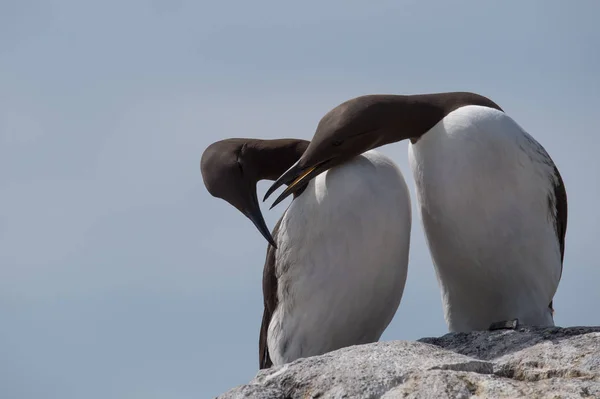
[244,188,277,248]
[263,159,330,209]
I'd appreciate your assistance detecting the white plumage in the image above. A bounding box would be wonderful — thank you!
[267,150,412,365]
[408,105,561,331]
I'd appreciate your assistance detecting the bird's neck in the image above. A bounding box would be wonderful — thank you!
[372,93,504,145]
[247,139,310,181]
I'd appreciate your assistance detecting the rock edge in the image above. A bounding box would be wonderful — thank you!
[218,326,600,398]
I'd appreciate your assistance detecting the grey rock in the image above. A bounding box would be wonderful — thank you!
[218,326,600,398]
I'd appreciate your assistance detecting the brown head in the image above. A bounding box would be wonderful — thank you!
[201,138,309,247]
[263,92,503,208]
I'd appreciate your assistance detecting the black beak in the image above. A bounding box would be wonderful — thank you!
[263,159,330,209]
[244,187,277,248]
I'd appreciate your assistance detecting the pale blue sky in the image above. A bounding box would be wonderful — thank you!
[1,1,599,398]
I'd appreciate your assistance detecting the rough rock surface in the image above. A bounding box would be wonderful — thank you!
[217,326,600,398]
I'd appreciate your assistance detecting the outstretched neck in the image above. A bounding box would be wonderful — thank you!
[371,92,504,145]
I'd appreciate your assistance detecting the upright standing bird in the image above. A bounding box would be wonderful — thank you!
[265,92,567,332]
[201,138,412,368]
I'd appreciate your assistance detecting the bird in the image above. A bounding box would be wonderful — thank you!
[264,92,567,333]
[201,137,412,368]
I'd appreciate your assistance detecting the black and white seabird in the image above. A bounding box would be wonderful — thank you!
[265,92,568,332]
[201,138,412,368]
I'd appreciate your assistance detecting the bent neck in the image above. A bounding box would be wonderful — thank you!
[245,139,309,181]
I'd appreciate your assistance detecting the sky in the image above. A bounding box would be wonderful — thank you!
[1,0,599,397]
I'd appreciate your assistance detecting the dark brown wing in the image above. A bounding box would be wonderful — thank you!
[519,133,568,313]
[548,165,568,312]
[259,218,282,369]
[553,165,568,264]
[258,185,307,369]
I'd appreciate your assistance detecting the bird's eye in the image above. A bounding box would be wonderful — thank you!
[332,140,344,147]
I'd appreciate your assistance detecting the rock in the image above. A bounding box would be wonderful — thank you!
[217,326,600,398]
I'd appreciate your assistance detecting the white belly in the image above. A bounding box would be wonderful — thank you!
[408,105,562,332]
[267,150,412,365]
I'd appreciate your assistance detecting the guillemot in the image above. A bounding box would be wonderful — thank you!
[202,137,412,367]
[265,92,567,332]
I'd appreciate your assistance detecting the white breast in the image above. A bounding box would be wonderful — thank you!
[408,105,562,332]
[267,150,412,365]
